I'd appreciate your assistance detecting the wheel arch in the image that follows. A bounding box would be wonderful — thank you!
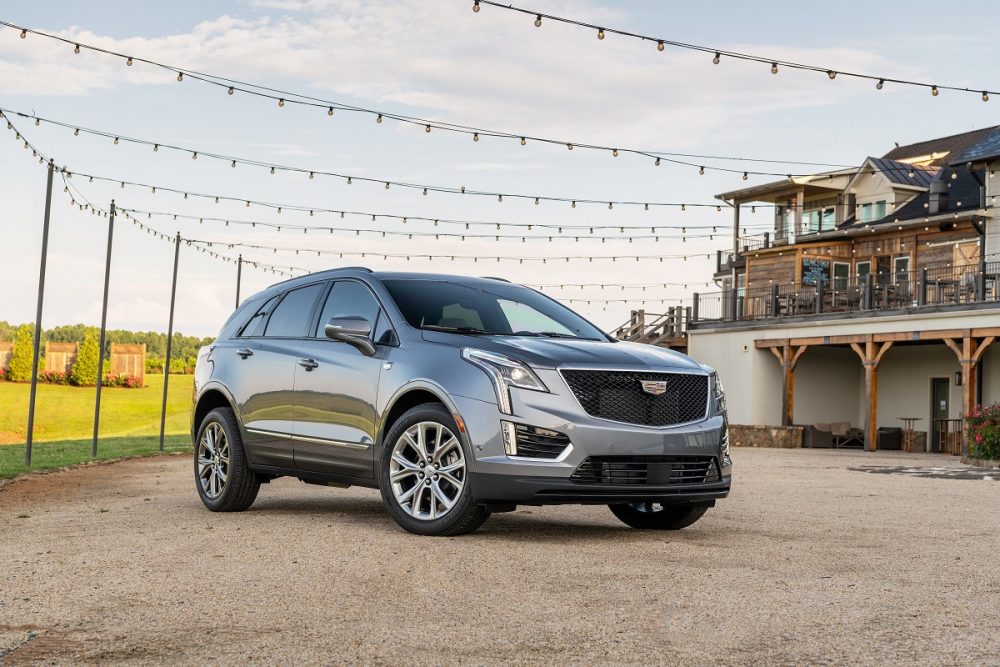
[378,381,464,452]
[192,382,239,441]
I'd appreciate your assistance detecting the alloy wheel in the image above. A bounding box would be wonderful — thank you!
[630,502,665,513]
[389,421,466,521]
[197,422,230,500]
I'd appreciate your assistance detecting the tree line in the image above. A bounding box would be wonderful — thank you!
[0,321,213,360]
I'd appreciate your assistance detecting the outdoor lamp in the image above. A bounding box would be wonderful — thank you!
[955,371,962,386]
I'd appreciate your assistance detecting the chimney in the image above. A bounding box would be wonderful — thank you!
[928,180,949,214]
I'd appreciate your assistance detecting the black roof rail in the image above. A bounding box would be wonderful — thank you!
[481,276,511,282]
[336,266,374,273]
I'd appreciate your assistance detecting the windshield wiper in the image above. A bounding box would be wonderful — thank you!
[421,325,495,335]
[512,331,582,339]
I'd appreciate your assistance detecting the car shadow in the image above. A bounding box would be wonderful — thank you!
[245,495,686,542]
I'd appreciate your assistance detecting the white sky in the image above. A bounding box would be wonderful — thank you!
[2,1,999,337]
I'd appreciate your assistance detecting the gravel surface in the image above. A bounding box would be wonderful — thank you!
[1,448,998,666]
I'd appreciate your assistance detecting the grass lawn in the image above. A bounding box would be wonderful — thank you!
[0,434,191,478]
[0,374,193,445]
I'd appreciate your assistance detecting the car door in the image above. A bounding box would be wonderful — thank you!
[292,279,395,478]
[228,283,324,468]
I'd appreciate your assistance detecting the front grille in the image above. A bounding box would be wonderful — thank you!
[560,370,708,426]
[570,456,718,485]
[512,424,571,459]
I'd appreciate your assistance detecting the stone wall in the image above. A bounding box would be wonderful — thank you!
[730,424,803,449]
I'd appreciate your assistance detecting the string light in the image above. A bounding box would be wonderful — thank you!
[876,79,884,90]
[9,108,746,208]
[0,22,863,173]
[770,62,778,75]
[534,14,542,27]
[467,4,997,102]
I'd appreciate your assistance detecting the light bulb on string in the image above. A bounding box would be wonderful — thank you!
[597,28,605,39]
[534,14,542,27]
[227,86,234,95]
[657,40,665,51]
[827,70,837,79]
[770,62,778,74]
[931,85,939,96]
[712,52,720,64]
[74,44,80,54]
[876,79,884,90]
[126,57,133,66]
[176,72,183,82]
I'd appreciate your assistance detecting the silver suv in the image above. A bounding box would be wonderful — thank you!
[192,269,731,535]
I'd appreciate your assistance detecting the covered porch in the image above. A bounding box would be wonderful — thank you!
[756,328,998,452]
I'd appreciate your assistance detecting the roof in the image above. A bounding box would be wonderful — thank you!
[950,127,1000,165]
[841,167,985,229]
[881,125,1000,167]
[867,157,935,188]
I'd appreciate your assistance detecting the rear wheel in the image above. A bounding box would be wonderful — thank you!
[379,404,489,536]
[194,407,260,512]
[609,502,708,530]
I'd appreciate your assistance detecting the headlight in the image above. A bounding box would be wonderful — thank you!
[711,372,726,415]
[462,348,548,414]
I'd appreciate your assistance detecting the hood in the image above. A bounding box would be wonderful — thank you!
[420,330,703,372]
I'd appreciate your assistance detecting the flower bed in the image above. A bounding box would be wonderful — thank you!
[965,404,1000,462]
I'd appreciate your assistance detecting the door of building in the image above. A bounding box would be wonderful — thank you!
[930,378,950,452]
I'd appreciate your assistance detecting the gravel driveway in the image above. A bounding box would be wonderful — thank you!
[1,448,998,665]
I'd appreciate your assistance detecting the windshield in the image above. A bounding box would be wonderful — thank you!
[382,279,608,341]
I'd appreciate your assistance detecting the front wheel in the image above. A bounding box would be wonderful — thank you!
[378,404,490,536]
[609,502,708,530]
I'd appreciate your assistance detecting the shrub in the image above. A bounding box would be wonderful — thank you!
[38,370,70,385]
[103,373,144,389]
[0,367,6,381]
[965,404,1000,461]
[70,330,100,387]
[8,324,35,382]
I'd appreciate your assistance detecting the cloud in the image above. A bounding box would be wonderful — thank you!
[0,2,927,150]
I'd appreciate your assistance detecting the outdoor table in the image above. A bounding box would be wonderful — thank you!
[899,417,919,452]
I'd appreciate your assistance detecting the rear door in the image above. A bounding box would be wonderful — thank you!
[229,283,324,468]
[292,279,395,478]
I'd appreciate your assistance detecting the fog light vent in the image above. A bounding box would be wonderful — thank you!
[500,422,571,460]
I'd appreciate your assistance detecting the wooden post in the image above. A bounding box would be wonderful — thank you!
[770,340,808,427]
[851,337,893,452]
[943,334,994,455]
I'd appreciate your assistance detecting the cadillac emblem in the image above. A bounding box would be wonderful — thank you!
[640,380,667,396]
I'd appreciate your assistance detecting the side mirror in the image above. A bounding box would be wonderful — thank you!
[324,316,376,356]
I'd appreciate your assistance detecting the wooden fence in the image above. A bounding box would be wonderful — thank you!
[0,341,10,371]
[45,342,78,374]
[110,343,146,383]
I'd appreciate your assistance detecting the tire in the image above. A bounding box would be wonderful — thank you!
[194,407,260,512]
[608,502,708,530]
[378,404,490,536]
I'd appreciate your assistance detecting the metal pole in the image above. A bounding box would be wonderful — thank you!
[159,233,181,451]
[92,201,116,458]
[25,160,55,468]
[235,254,243,308]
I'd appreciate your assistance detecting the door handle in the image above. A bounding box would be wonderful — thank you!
[298,358,319,371]
[236,348,254,359]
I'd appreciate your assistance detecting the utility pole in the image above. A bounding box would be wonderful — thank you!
[24,160,55,467]
[92,201,116,457]
[159,233,181,451]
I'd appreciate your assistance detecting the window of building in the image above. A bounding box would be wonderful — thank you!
[893,255,911,284]
[856,261,871,285]
[833,262,850,290]
[875,200,887,219]
[860,203,872,222]
[821,207,836,230]
[264,283,324,338]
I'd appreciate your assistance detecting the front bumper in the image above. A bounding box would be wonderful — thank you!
[469,471,730,505]
[450,376,732,505]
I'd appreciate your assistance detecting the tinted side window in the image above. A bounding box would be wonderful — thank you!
[314,281,382,337]
[264,284,324,338]
[237,296,279,338]
[372,312,394,345]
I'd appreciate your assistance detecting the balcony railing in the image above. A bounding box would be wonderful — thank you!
[691,262,1000,325]
[612,307,689,345]
[715,234,771,274]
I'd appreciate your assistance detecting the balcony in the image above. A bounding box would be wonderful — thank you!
[714,233,771,276]
[691,262,1000,327]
